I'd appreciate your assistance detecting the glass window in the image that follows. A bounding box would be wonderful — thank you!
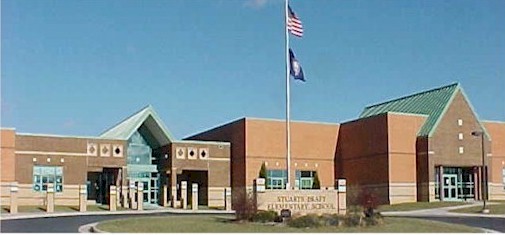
[266,170,287,189]
[296,170,316,189]
[127,131,153,165]
[33,166,63,192]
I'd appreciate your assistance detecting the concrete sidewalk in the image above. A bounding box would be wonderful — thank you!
[0,207,234,221]
[381,201,505,218]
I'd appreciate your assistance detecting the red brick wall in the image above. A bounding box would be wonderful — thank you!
[1,129,16,182]
[336,114,390,204]
[245,119,339,188]
[483,121,505,184]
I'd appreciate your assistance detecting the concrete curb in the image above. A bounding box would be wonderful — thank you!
[91,223,107,233]
[0,209,235,221]
[78,222,98,233]
[481,228,501,233]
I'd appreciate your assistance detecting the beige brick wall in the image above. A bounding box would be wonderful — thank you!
[9,184,81,206]
[208,187,226,208]
[488,183,505,201]
[389,183,417,204]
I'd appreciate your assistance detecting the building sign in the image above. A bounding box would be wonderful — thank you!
[256,190,340,214]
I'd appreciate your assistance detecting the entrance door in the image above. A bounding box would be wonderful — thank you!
[443,174,458,200]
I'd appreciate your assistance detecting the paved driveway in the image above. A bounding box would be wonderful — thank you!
[1,213,169,233]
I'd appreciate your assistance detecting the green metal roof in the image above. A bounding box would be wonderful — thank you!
[360,83,460,136]
[100,105,175,145]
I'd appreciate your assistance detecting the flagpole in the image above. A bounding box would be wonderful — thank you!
[285,0,292,190]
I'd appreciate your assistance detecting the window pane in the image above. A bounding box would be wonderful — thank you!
[301,171,312,177]
[55,167,63,175]
[47,176,55,183]
[33,166,64,192]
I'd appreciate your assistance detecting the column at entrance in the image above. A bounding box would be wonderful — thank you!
[473,167,479,200]
[438,166,444,201]
[170,167,178,208]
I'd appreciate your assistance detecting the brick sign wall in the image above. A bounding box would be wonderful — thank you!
[256,189,345,215]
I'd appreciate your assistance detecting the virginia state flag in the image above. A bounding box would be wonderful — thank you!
[289,49,305,82]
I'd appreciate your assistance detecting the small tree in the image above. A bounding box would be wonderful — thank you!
[259,162,267,179]
[258,162,268,189]
[312,172,321,189]
[358,188,379,217]
[234,189,257,221]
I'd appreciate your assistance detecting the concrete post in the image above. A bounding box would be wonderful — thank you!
[181,181,187,209]
[137,182,143,211]
[337,179,347,215]
[162,185,168,207]
[46,183,55,213]
[79,185,87,212]
[225,187,232,211]
[116,185,121,207]
[109,185,117,211]
[192,183,198,210]
[121,185,128,208]
[129,183,137,210]
[10,182,18,214]
[170,168,178,208]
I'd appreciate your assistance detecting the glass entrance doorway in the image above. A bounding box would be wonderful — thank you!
[436,167,475,201]
[443,174,458,200]
[130,173,159,204]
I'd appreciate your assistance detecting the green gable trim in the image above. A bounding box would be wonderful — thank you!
[360,83,459,137]
[100,105,175,144]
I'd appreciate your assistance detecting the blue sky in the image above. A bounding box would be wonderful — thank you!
[2,0,505,139]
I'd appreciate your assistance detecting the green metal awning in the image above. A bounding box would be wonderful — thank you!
[100,105,175,147]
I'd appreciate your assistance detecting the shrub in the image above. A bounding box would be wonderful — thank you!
[312,172,321,189]
[358,188,380,217]
[251,210,278,223]
[287,214,323,228]
[319,214,344,226]
[363,213,384,226]
[344,214,363,227]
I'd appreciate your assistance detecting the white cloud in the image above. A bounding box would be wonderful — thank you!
[244,0,268,9]
[62,120,76,128]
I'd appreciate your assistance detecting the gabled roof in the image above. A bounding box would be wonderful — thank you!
[360,83,489,138]
[100,105,175,146]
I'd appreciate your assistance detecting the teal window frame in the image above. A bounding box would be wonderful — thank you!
[296,170,316,189]
[33,166,63,192]
[266,170,287,189]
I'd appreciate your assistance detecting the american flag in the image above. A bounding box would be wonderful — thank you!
[287,5,303,37]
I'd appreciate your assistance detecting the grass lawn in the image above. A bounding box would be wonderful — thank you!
[96,215,481,233]
[450,202,505,214]
[378,201,470,212]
